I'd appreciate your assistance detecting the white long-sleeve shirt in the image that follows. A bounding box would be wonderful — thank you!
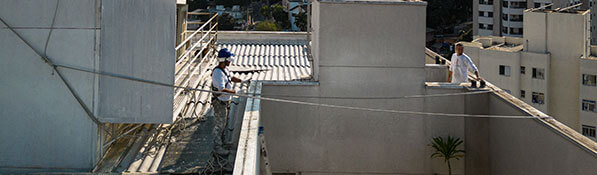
[212,67,232,101]
[449,53,478,84]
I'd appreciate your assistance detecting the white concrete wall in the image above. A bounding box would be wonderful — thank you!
[580,58,597,141]
[477,50,521,97]
[258,1,467,174]
[98,0,175,124]
[543,11,589,130]
[260,85,465,175]
[473,93,597,175]
[0,0,100,172]
[0,0,175,172]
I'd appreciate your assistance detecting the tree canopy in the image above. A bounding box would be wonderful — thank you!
[426,0,472,30]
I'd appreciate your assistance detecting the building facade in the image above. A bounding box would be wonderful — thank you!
[463,7,597,141]
[473,0,584,37]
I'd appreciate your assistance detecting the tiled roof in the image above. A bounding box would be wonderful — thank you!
[220,40,312,81]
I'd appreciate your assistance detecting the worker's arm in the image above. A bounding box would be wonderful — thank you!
[474,71,482,81]
[231,76,242,83]
[448,70,452,82]
[221,88,236,94]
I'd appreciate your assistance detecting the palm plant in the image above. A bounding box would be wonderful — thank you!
[430,136,465,175]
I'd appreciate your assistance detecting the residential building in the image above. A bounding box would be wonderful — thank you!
[462,6,595,140]
[2,0,597,174]
[284,0,309,31]
[473,0,584,37]
[581,49,597,141]
[591,0,597,44]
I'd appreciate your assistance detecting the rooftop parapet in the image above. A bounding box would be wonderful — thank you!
[463,36,524,52]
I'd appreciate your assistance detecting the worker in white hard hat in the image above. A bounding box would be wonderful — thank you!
[211,48,245,155]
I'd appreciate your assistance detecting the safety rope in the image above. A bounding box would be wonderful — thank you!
[54,63,538,119]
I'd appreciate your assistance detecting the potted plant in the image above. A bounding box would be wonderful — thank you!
[430,136,465,175]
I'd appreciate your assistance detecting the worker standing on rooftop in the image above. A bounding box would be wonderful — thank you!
[448,43,481,84]
[211,48,244,156]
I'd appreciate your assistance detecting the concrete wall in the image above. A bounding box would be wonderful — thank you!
[580,58,597,141]
[478,50,521,97]
[523,11,547,53]
[542,11,589,130]
[0,0,100,172]
[260,84,466,175]
[467,93,597,175]
[258,1,468,174]
[98,0,175,123]
[0,0,175,172]
[425,64,449,82]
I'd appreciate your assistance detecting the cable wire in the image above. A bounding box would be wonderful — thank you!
[54,64,539,119]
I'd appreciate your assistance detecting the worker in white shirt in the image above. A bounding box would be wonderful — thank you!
[448,43,481,84]
[211,48,245,156]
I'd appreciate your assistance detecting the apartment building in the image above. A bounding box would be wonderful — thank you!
[581,51,597,141]
[473,0,585,37]
[463,7,597,141]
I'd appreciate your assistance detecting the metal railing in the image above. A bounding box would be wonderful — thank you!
[173,13,219,118]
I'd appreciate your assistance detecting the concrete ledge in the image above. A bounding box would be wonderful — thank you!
[233,81,262,175]
[216,31,309,41]
[262,80,319,86]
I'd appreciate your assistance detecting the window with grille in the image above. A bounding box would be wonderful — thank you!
[582,125,596,138]
[532,92,544,104]
[582,74,596,86]
[532,68,545,80]
[499,65,511,77]
[582,99,596,112]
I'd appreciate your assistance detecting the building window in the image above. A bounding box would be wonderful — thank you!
[499,65,511,76]
[582,99,596,112]
[488,12,494,17]
[582,74,596,86]
[511,2,527,8]
[480,0,494,5]
[479,11,485,17]
[535,2,541,8]
[521,66,526,74]
[510,15,523,22]
[502,14,508,20]
[479,24,486,30]
[521,90,526,98]
[487,24,493,29]
[582,125,596,138]
[502,1,508,7]
[502,26,509,34]
[532,68,545,80]
[510,28,523,35]
[532,92,545,104]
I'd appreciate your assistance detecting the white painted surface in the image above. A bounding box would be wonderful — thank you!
[98,0,175,124]
[0,0,176,172]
